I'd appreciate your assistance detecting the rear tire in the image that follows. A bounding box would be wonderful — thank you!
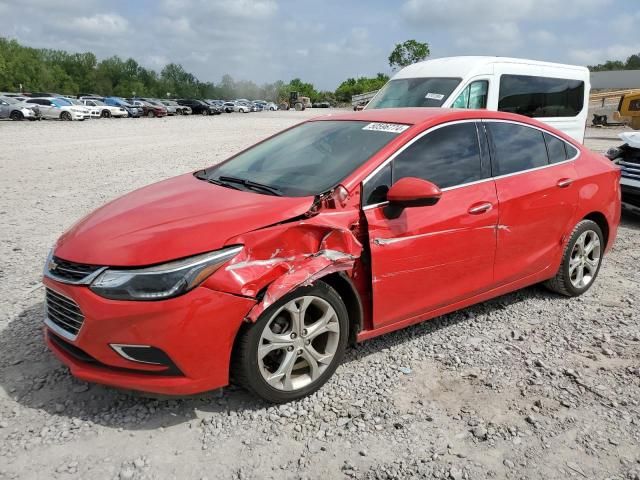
[101,110,111,118]
[232,281,348,403]
[10,111,23,121]
[544,220,604,297]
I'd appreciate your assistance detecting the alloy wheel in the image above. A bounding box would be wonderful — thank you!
[258,295,340,391]
[569,230,601,289]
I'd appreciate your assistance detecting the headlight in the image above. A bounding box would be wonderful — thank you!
[90,246,242,301]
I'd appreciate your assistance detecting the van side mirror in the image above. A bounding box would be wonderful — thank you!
[383,177,442,219]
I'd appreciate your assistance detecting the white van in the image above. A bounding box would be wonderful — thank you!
[366,56,590,143]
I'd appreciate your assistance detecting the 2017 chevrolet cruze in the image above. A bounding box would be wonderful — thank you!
[43,108,620,403]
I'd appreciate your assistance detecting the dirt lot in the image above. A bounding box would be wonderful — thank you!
[0,112,639,480]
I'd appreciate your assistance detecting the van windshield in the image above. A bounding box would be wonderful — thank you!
[367,78,461,109]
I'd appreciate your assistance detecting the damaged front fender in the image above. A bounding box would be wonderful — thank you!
[203,219,363,321]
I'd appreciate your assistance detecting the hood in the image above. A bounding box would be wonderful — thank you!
[54,173,314,266]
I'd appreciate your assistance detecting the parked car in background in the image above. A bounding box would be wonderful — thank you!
[234,101,252,113]
[264,102,278,111]
[81,99,128,118]
[65,98,100,118]
[25,97,90,120]
[41,108,620,402]
[127,99,167,118]
[313,101,331,108]
[223,101,235,113]
[160,100,190,115]
[176,99,216,115]
[103,97,141,117]
[203,100,223,114]
[0,96,41,120]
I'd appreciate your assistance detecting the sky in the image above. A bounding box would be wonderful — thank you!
[1,0,639,90]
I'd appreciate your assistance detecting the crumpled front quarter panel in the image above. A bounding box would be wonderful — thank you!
[203,209,363,320]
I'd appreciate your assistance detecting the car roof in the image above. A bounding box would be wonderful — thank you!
[310,107,556,130]
[307,108,575,143]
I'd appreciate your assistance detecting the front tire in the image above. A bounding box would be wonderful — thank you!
[101,110,111,118]
[544,219,604,297]
[60,111,72,121]
[10,111,23,121]
[232,281,348,403]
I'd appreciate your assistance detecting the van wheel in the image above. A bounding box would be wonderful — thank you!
[544,220,604,297]
[232,281,348,403]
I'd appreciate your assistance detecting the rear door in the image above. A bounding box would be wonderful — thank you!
[485,120,579,285]
[364,121,499,329]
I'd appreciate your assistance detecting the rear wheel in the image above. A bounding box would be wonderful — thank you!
[232,281,348,403]
[10,110,23,121]
[101,110,111,118]
[544,220,604,297]
[60,111,72,121]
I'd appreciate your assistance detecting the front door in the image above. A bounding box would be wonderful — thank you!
[363,121,499,329]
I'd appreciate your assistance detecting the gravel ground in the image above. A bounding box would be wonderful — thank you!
[0,113,638,480]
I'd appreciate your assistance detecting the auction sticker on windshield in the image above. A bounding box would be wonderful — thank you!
[425,92,445,101]
[362,123,410,133]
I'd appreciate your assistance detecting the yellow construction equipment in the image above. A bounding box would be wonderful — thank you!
[618,91,640,130]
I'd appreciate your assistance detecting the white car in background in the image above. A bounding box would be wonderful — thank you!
[0,96,41,120]
[24,97,90,120]
[80,99,128,118]
[66,98,100,118]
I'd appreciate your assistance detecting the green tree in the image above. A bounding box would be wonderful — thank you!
[388,40,430,70]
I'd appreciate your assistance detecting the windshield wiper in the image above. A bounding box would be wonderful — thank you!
[218,176,282,196]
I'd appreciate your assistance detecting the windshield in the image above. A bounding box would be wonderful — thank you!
[367,77,461,109]
[200,120,407,197]
[1,96,18,104]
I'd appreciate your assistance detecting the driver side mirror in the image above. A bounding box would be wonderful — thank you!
[383,177,442,219]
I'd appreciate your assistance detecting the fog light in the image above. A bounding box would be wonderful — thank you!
[110,344,183,375]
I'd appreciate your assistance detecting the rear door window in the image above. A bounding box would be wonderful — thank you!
[487,122,549,176]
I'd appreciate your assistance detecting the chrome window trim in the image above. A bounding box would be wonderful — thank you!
[361,118,580,211]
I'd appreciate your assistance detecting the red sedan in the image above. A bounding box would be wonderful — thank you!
[43,108,620,403]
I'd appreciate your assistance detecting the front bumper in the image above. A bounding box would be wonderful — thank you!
[43,277,256,395]
[621,176,640,213]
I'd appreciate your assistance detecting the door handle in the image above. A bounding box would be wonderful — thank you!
[557,178,573,188]
[468,202,493,215]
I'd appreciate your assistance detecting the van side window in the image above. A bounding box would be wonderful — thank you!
[487,122,549,175]
[393,123,483,189]
[498,74,584,118]
[452,80,488,109]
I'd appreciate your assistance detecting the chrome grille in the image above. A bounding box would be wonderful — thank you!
[48,256,102,283]
[619,160,640,180]
[45,288,85,339]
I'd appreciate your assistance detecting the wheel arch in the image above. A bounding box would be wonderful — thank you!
[318,272,363,345]
[582,211,609,248]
